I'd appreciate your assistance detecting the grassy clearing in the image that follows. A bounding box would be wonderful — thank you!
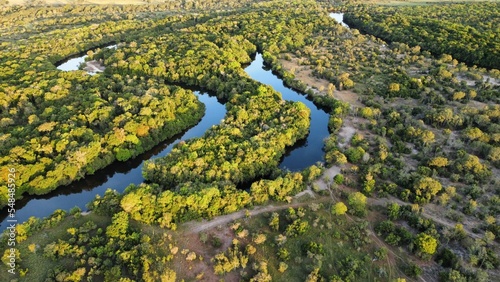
[0,213,111,282]
[232,203,405,281]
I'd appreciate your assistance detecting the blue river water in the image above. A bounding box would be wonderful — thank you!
[1,50,331,230]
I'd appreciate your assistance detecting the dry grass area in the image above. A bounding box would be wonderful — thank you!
[279,56,363,107]
[6,0,149,5]
[327,88,362,109]
[170,228,239,281]
[467,99,489,109]
[280,58,329,90]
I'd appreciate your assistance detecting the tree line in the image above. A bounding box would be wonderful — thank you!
[344,2,500,69]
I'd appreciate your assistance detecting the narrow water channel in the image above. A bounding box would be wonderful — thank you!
[244,53,330,171]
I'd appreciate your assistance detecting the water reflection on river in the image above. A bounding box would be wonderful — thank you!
[244,53,330,171]
[0,51,226,230]
[1,49,332,230]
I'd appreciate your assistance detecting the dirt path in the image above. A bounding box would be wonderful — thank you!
[369,196,481,240]
[183,197,330,234]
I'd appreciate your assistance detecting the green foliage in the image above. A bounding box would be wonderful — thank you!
[7,208,175,281]
[362,172,375,195]
[250,173,305,204]
[345,3,500,69]
[386,203,400,221]
[116,182,252,228]
[436,248,459,269]
[106,211,129,239]
[412,177,442,204]
[325,149,347,166]
[332,202,348,216]
[415,233,438,259]
[453,150,491,184]
[335,258,360,280]
[303,165,324,183]
[0,62,204,206]
[404,262,422,278]
[374,247,388,261]
[277,248,290,261]
[439,269,467,282]
[269,212,280,231]
[333,174,344,185]
[212,242,248,275]
[375,220,414,247]
[278,261,288,273]
[2,1,500,281]
[347,192,367,217]
[285,219,309,237]
[345,146,366,163]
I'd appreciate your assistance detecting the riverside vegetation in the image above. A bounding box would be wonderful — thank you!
[1,0,499,281]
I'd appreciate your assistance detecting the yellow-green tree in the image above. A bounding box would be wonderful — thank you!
[413,177,442,204]
[332,202,348,216]
[428,157,448,168]
[415,233,438,259]
[348,192,367,216]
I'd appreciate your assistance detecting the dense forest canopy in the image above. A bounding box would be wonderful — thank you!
[1,0,499,281]
[0,13,208,206]
[344,2,500,69]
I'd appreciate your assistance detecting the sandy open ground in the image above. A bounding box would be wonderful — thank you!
[83,60,105,73]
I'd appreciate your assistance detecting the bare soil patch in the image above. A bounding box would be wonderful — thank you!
[456,73,500,87]
[334,89,363,107]
[170,230,239,282]
[279,56,363,107]
[280,58,329,89]
[456,74,476,86]
[482,74,500,86]
[468,99,489,109]
[337,116,370,148]
[83,60,106,73]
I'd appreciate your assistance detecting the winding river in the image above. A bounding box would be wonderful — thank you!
[1,48,331,230]
[245,54,329,170]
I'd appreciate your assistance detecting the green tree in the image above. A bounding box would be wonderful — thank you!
[269,212,280,231]
[160,268,176,282]
[106,211,130,239]
[278,262,288,273]
[387,203,400,220]
[413,177,442,204]
[363,172,375,194]
[348,192,367,216]
[332,202,348,216]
